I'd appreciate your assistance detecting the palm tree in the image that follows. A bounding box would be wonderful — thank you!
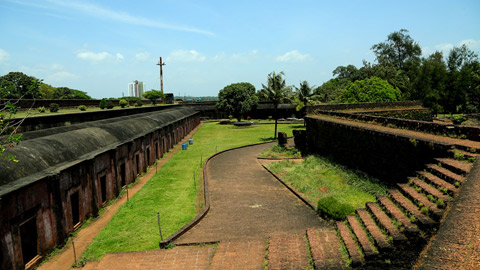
[259,71,291,139]
[294,81,315,124]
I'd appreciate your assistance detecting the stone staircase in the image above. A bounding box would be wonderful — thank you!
[82,147,477,269]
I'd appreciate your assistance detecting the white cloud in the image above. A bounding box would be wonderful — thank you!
[167,50,206,63]
[46,71,77,83]
[276,50,312,62]
[44,0,214,36]
[0,48,11,63]
[116,53,124,61]
[135,52,151,62]
[422,39,480,56]
[76,51,124,63]
[213,50,259,63]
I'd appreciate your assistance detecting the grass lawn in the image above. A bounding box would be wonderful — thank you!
[80,122,302,261]
[265,155,388,220]
[12,104,160,118]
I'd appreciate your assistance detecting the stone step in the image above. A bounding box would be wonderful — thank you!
[452,144,480,155]
[306,227,347,270]
[448,148,479,160]
[409,177,452,204]
[377,196,420,235]
[210,239,266,270]
[435,158,473,175]
[397,184,443,220]
[426,164,465,185]
[366,202,407,243]
[387,189,434,228]
[346,216,378,258]
[267,233,311,270]
[336,221,364,266]
[417,171,459,196]
[356,209,391,251]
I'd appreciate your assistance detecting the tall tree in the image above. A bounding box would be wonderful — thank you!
[216,82,258,121]
[294,81,315,120]
[0,72,42,99]
[444,45,480,113]
[259,71,291,139]
[371,29,422,70]
[412,51,448,114]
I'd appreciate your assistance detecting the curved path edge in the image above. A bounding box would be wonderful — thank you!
[159,141,276,248]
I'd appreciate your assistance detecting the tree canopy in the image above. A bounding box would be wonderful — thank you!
[259,71,291,138]
[143,89,165,105]
[0,72,42,99]
[340,77,401,103]
[216,82,258,121]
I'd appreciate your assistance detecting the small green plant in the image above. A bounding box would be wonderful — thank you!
[38,106,46,113]
[453,152,465,160]
[441,187,448,194]
[409,138,418,147]
[426,194,435,202]
[134,100,143,107]
[420,206,429,215]
[436,199,445,208]
[409,215,417,223]
[119,99,128,108]
[49,103,59,112]
[454,181,460,188]
[78,105,87,111]
[317,196,355,220]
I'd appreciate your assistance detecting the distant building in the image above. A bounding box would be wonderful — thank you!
[128,80,145,98]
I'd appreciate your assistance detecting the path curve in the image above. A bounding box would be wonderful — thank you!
[174,142,328,244]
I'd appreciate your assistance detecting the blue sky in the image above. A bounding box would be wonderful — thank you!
[0,0,479,99]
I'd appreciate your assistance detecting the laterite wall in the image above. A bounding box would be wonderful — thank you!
[305,116,451,184]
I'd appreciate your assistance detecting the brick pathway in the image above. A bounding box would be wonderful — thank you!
[83,245,215,270]
[174,143,328,244]
[209,239,266,270]
[268,233,311,270]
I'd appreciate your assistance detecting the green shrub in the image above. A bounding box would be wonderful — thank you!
[317,196,355,220]
[119,99,128,108]
[78,105,87,111]
[49,103,59,112]
[99,98,108,109]
[134,100,143,107]
[106,100,114,109]
[38,106,46,113]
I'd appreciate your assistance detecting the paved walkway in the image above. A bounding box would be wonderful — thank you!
[174,143,328,244]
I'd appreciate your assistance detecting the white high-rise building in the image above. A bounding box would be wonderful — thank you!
[128,80,145,98]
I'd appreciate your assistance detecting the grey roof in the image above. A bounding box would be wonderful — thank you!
[0,107,197,197]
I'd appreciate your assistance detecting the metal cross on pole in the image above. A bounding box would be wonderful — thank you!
[156,57,166,104]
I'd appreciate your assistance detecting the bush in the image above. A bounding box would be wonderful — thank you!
[317,196,355,220]
[78,105,87,111]
[49,103,59,112]
[134,100,143,107]
[106,100,114,109]
[38,106,46,113]
[119,99,128,108]
[99,98,108,109]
